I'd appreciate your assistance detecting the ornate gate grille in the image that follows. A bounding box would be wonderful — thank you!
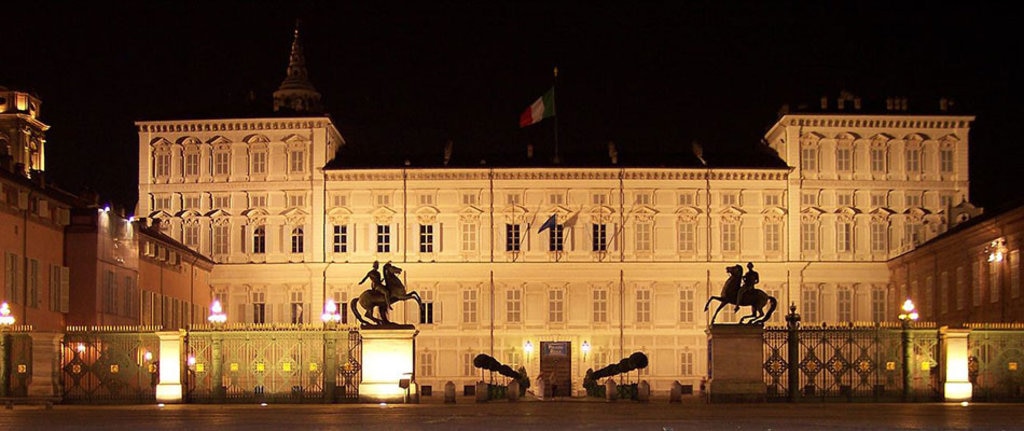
[764,322,939,402]
[185,325,361,403]
[967,324,1024,401]
[1,328,34,397]
[60,326,162,404]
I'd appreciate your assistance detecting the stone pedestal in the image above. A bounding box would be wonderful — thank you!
[941,327,973,402]
[27,332,62,398]
[155,331,184,403]
[706,324,765,403]
[359,327,418,403]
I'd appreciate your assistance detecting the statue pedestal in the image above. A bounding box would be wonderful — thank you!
[359,327,418,403]
[706,324,765,403]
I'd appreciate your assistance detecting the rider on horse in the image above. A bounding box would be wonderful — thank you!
[734,262,759,311]
[359,260,392,310]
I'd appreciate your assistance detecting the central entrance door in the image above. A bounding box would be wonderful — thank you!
[539,341,572,397]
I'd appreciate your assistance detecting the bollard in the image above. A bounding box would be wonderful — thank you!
[444,381,456,403]
[475,381,489,403]
[508,380,520,402]
[604,379,617,402]
[535,377,546,401]
[637,380,651,403]
[669,381,682,403]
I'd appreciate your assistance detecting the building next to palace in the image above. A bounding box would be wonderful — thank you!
[132,26,1000,395]
[1,86,214,332]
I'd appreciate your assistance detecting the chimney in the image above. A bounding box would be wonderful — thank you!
[607,141,618,165]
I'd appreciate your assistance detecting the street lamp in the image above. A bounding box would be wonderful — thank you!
[898,299,919,324]
[987,238,1008,263]
[207,300,227,325]
[0,302,14,327]
[0,301,13,398]
[898,298,918,401]
[524,341,534,362]
[581,340,590,361]
[321,299,342,325]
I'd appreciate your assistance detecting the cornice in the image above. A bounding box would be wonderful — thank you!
[777,114,975,131]
[136,117,335,134]
[325,167,790,182]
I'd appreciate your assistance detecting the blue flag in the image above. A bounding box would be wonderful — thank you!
[537,214,557,233]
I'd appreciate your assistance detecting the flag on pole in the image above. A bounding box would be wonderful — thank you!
[537,213,557,233]
[519,87,556,128]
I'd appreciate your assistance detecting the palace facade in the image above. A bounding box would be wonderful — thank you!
[135,30,976,394]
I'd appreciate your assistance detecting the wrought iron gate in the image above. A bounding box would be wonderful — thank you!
[967,324,1024,401]
[185,325,361,403]
[60,326,162,404]
[0,329,33,397]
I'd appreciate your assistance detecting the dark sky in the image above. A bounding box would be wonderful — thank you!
[3,1,1021,212]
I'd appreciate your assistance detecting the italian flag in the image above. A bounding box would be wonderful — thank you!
[519,87,556,128]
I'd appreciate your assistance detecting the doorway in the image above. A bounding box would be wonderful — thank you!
[539,341,572,397]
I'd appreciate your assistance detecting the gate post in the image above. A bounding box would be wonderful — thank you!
[156,331,184,403]
[785,304,801,402]
[323,329,337,402]
[706,324,766,402]
[940,326,972,402]
[211,333,224,402]
[0,332,7,397]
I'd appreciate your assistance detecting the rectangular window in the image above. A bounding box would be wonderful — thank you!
[800,222,817,253]
[764,223,780,253]
[940,148,954,174]
[333,225,348,253]
[801,288,819,323]
[636,223,652,252]
[764,194,780,207]
[464,352,475,377]
[291,227,304,254]
[506,194,521,205]
[250,195,267,208]
[214,152,230,176]
[461,223,477,252]
[377,225,391,253]
[837,193,854,207]
[332,194,347,207]
[184,196,201,209]
[183,224,200,249]
[506,289,521,323]
[905,194,921,209]
[461,193,477,206]
[636,289,651,323]
[506,224,521,252]
[289,149,305,173]
[989,260,1001,303]
[28,259,39,308]
[251,151,267,175]
[253,292,266,324]
[549,193,564,205]
[870,148,886,172]
[592,223,607,252]
[593,193,608,205]
[419,291,435,324]
[418,194,434,206]
[548,290,564,323]
[288,194,306,208]
[955,266,966,310]
[678,222,695,253]
[679,289,694,323]
[185,153,200,177]
[837,287,852,322]
[418,352,435,377]
[972,259,983,307]
[681,351,694,376]
[721,223,737,253]
[252,226,266,254]
[940,271,950,314]
[870,223,887,253]
[800,147,817,171]
[213,225,230,255]
[906,149,920,173]
[462,290,478,324]
[836,147,852,172]
[548,224,564,252]
[837,223,853,253]
[635,193,652,206]
[721,193,738,207]
[678,193,694,206]
[871,287,886,322]
[419,225,434,253]
[155,153,171,177]
[376,194,390,207]
[593,289,608,323]
[290,291,304,324]
[103,270,117,314]
[213,195,231,209]
[870,193,888,208]
[801,192,818,207]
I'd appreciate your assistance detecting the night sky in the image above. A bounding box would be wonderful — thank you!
[3,1,1021,213]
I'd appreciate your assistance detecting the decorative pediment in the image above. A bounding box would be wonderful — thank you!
[835,132,860,142]
[149,137,173,148]
[372,207,396,224]
[148,210,173,219]
[415,206,439,224]
[242,207,269,218]
[459,206,484,223]
[547,205,572,218]
[588,205,616,224]
[205,209,232,218]
[501,205,530,224]
[207,135,232,146]
[174,209,203,218]
[903,133,928,145]
[243,133,271,144]
[800,132,824,145]
[904,207,931,222]
[282,134,308,144]
[632,205,657,223]
[177,136,202,147]
[719,206,744,223]
[870,133,894,146]
[869,207,896,223]
[675,206,701,223]
[761,206,786,224]
[835,206,860,222]
[800,207,825,223]
[281,207,308,217]
[328,207,352,225]
[938,134,961,146]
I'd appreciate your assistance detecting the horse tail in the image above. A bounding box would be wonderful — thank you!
[351,297,370,326]
[762,295,779,323]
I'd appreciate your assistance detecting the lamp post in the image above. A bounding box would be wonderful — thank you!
[898,298,919,402]
[524,341,533,363]
[581,340,590,362]
[207,300,227,325]
[321,299,342,327]
[0,301,14,398]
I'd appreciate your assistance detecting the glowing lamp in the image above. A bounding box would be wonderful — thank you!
[207,300,227,324]
[581,340,591,360]
[0,301,15,326]
[321,299,342,324]
[898,299,918,322]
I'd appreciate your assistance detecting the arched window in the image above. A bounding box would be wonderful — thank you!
[291,227,304,253]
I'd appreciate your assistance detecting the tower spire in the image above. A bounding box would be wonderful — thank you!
[273,19,323,114]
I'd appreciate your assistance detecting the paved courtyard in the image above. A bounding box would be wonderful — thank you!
[2,399,1022,430]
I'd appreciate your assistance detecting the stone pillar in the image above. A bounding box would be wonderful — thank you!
[706,324,766,402]
[604,379,617,402]
[636,380,650,402]
[27,332,62,398]
[359,327,418,403]
[155,331,184,403]
[475,381,488,403]
[508,380,520,401]
[323,330,337,403]
[941,327,972,402]
[444,381,456,403]
[669,381,682,403]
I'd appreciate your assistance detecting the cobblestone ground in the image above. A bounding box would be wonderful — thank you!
[2,399,1022,430]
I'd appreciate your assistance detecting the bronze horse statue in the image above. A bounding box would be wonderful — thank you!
[704,264,778,324]
[351,262,423,326]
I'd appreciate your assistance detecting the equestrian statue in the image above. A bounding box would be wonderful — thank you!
[703,263,778,325]
[351,261,423,327]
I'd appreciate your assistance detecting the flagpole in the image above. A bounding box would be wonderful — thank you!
[552,66,560,164]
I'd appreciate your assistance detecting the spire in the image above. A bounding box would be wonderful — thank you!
[273,19,323,114]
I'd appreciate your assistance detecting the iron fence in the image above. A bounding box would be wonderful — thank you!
[967,324,1024,401]
[60,326,162,404]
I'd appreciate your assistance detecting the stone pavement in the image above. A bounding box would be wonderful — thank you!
[1,398,1022,430]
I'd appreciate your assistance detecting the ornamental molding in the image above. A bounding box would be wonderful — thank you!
[243,133,271,144]
[458,206,484,223]
[148,210,173,219]
[835,206,860,222]
[372,207,396,224]
[800,207,824,223]
[500,205,530,224]
[761,206,786,224]
[207,135,232,146]
[328,207,353,225]
[719,206,744,223]
[632,205,657,223]
[175,209,203,219]
[178,136,202,147]
[326,168,788,182]
[588,205,616,223]
[137,118,334,134]
[415,206,440,224]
